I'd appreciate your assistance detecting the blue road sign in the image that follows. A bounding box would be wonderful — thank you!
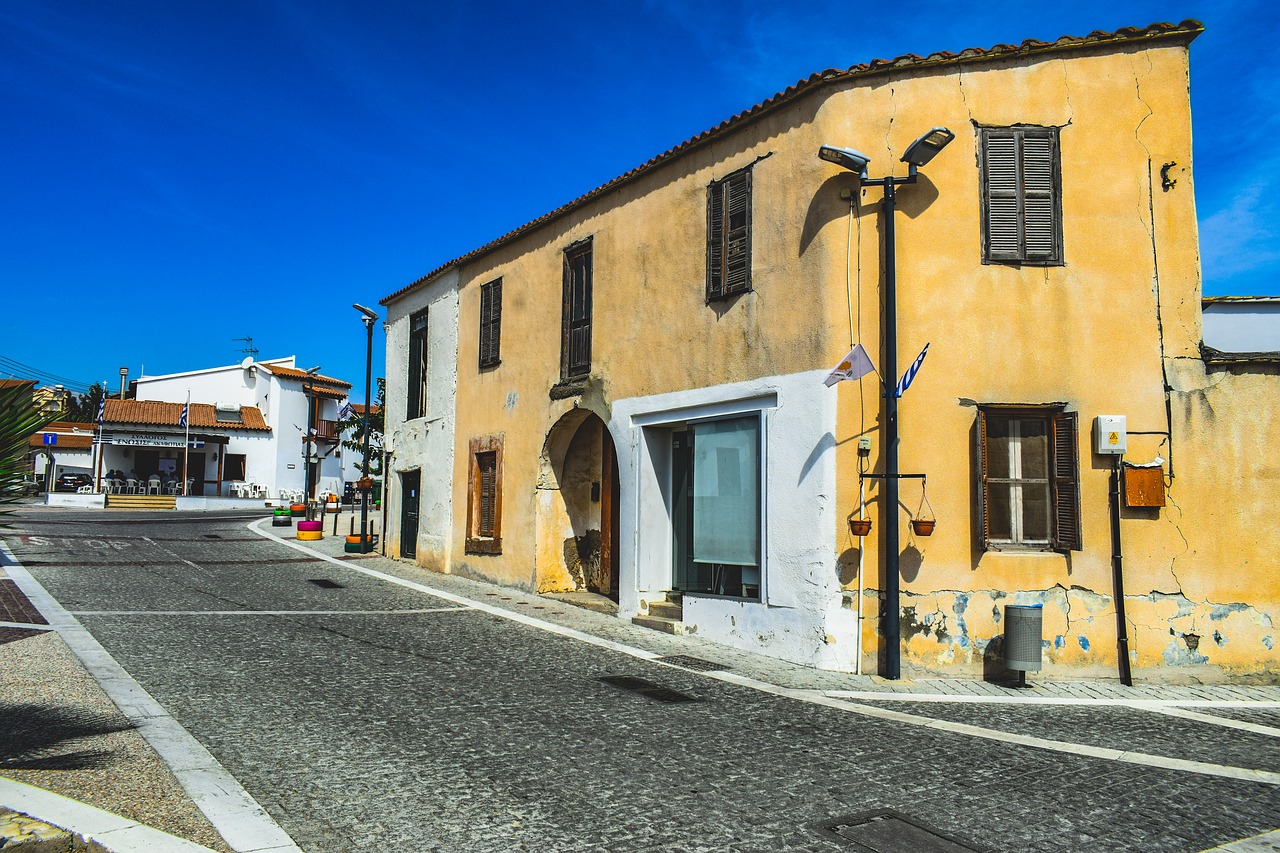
[42,433,57,445]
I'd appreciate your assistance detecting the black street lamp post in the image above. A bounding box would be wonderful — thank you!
[818,127,953,680]
[354,304,379,553]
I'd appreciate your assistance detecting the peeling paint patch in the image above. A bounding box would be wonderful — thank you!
[1264,636,1274,651]
[1078,635,1090,651]
[1054,635,1065,649]
[1210,603,1249,621]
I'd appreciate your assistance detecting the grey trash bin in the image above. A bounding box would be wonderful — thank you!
[1004,603,1043,672]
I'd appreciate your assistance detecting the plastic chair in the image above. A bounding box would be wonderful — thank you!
[126,478,139,494]
[100,479,112,494]
[148,477,161,495]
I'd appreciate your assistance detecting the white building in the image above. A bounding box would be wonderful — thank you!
[94,357,352,500]
[29,421,95,488]
[1202,296,1280,354]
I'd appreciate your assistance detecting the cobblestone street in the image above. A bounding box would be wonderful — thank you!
[1,508,1277,852]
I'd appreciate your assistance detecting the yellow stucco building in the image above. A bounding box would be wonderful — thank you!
[380,20,1279,683]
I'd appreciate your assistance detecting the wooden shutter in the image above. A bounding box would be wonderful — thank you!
[706,180,725,300]
[706,166,752,301]
[981,127,1061,265]
[982,130,1021,262]
[479,279,501,368]
[1050,410,1082,551]
[975,409,990,551]
[478,452,496,536]
[563,243,592,378]
[407,309,428,420]
[723,170,751,296]
[1021,133,1059,263]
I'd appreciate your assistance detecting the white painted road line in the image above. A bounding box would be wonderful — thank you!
[1146,705,1280,738]
[249,519,1280,788]
[70,608,470,616]
[0,540,302,853]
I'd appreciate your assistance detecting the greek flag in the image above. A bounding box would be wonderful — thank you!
[179,402,188,428]
[895,342,930,398]
[338,402,353,420]
[96,396,105,425]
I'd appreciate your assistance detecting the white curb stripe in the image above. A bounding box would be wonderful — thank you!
[0,776,213,852]
[1146,705,1280,738]
[822,690,1280,710]
[0,541,301,853]
[248,519,1280,788]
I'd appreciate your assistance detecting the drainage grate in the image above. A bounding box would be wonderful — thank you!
[308,579,345,589]
[655,654,729,672]
[824,810,980,852]
[598,675,699,704]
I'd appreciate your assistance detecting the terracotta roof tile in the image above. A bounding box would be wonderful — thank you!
[381,19,1203,307]
[260,364,352,389]
[104,400,271,431]
[0,379,36,390]
[29,432,93,449]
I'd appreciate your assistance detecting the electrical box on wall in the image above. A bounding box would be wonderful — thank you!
[1095,415,1127,455]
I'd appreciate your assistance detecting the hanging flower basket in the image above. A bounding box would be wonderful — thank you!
[848,517,873,537]
[911,518,936,536]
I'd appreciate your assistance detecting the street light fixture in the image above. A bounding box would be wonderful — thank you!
[818,125,953,680]
[302,366,321,510]
[353,303,378,553]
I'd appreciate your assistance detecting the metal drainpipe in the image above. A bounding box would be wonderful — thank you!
[1109,457,1133,685]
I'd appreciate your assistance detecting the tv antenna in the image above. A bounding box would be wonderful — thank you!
[232,337,259,357]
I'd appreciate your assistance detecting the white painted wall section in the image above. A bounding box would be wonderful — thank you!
[612,370,850,670]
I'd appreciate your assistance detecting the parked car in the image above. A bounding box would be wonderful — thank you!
[55,472,92,492]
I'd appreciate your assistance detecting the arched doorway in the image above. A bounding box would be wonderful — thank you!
[534,410,620,601]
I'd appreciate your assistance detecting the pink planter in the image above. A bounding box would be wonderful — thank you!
[297,520,323,532]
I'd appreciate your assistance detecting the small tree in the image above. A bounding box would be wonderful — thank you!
[63,383,107,424]
[337,377,384,476]
[1,384,58,523]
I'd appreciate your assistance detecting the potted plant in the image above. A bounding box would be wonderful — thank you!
[848,515,872,537]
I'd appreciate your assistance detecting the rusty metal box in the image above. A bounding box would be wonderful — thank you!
[1123,465,1165,508]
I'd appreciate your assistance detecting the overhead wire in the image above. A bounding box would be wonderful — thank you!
[0,355,97,394]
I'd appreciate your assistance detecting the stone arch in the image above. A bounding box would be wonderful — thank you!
[534,408,619,600]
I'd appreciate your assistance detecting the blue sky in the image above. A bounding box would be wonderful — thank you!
[2,1,1276,399]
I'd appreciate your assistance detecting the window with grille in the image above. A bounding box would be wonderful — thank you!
[976,407,1080,551]
[707,166,752,301]
[479,278,502,370]
[466,435,503,554]
[561,240,593,380]
[406,309,429,420]
[979,126,1063,265]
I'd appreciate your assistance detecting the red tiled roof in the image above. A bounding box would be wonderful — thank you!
[29,432,93,449]
[0,379,36,390]
[260,364,352,389]
[309,386,347,400]
[381,20,1203,307]
[104,400,271,431]
[352,404,380,415]
[41,421,95,430]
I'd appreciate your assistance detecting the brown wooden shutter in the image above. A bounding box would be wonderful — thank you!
[478,452,496,536]
[706,167,752,301]
[561,241,593,379]
[1021,133,1059,262]
[480,279,501,368]
[723,170,751,296]
[706,180,725,300]
[975,409,990,551]
[982,130,1022,263]
[1050,410,1082,551]
[981,127,1062,265]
